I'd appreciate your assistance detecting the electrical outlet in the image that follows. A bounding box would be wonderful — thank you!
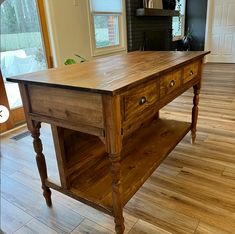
[74,0,78,6]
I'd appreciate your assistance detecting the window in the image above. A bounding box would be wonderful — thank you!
[93,15,120,48]
[0,0,51,109]
[89,0,126,56]
[172,0,186,40]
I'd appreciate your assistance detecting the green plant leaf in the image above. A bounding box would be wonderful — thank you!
[64,59,76,65]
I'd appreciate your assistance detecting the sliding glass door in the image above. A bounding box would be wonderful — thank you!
[0,0,52,132]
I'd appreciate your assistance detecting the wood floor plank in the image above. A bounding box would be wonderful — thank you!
[128,219,172,234]
[136,176,235,232]
[1,175,84,233]
[125,195,199,234]
[195,222,232,234]
[177,166,235,194]
[53,192,137,233]
[14,219,59,234]
[0,157,26,177]
[162,152,225,176]
[9,163,58,193]
[222,167,235,180]
[137,181,234,229]
[71,219,115,234]
[0,198,32,234]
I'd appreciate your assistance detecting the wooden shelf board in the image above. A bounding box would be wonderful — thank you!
[45,178,113,215]
[136,8,180,17]
[50,119,191,214]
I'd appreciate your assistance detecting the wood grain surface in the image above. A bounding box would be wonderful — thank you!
[7,51,209,95]
[48,119,190,215]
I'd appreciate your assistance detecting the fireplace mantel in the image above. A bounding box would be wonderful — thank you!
[136,8,179,17]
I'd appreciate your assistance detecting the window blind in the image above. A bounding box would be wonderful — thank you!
[91,0,122,13]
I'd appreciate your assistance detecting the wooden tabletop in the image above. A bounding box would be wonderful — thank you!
[7,51,209,95]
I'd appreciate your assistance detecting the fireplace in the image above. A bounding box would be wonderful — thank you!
[141,29,172,51]
[126,0,173,51]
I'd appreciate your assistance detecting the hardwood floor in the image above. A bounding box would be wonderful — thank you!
[1,63,235,234]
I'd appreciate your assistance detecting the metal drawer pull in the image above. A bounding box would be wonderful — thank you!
[190,70,194,76]
[169,80,176,88]
[139,96,147,105]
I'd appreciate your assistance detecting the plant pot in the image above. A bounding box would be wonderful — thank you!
[182,37,191,51]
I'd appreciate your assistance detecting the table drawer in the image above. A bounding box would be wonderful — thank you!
[183,61,199,83]
[160,69,182,98]
[122,80,159,121]
[28,85,104,128]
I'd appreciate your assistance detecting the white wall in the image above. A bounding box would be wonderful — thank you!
[43,0,127,67]
[44,0,92,66]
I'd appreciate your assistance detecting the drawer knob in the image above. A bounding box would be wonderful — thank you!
[169,80,176,88]
[190,70,194,76]
[139,96,147,105]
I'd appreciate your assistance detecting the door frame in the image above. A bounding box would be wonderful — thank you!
[37,0,53,68]
[205,0,213,63]
[0,70,14,133]
[0,0,53,133]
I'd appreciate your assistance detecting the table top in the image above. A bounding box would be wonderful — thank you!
[7,51,209,95]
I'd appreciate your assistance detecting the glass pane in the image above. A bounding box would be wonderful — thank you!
[173,0,185,38]
[0,0,47,109]
[172,16,181,37]
[91,0,122,13]
[176,0,185,14]
[172,15,185,37]
[94,15,120,48]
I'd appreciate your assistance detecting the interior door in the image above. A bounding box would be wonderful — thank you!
[0,0,52,133]
[206,0,235,63]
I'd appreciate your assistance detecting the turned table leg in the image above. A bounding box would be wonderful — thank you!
[191,83,201,144]
[31,123,52,207]
[110,153,125,234]
[103,95,125,233]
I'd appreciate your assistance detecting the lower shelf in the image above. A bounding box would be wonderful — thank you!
[47,119,191,215]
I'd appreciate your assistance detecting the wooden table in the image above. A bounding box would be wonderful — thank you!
[7,51,209,233]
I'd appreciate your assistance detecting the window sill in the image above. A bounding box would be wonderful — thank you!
[172,36,184,42]
[92,46,127,57]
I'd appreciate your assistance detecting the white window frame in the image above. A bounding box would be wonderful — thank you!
[172,0,186,41]
[88,0,127,57]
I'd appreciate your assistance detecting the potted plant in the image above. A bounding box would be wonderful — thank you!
[182,28,193,51]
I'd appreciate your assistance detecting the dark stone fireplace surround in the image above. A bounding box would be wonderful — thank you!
[126,0,173,52]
